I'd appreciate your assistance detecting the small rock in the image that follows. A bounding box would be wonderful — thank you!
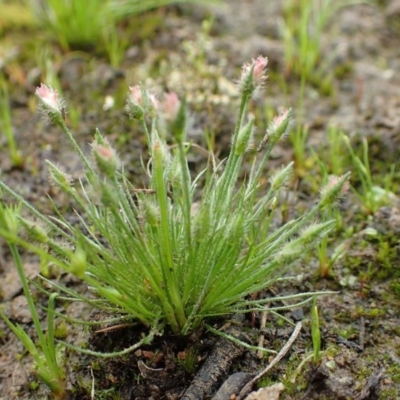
[244,383,285,400]
[212,372,255,400]
[386,0,400,16]
[10,295,32,323]
[1,261,40,301]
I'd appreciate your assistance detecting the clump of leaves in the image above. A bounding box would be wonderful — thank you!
[29,0,215,52]
[0,56,349,358]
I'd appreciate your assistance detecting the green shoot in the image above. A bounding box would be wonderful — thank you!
[0,204,65,399]
[311,297,321,363]
[312,148,346,277]
[28,0,217,58]
[0,77,23,168]
[343,134,396,215]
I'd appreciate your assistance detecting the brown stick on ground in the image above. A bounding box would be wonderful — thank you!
[237,322,302,400]
[181,316,248,400]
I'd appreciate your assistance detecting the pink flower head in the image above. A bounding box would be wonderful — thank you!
[326,175,350,197]
[91,141,119,178]
[162,92,181,122]
[149,93,159,112]
[267,108,292,142]
[271,109,288,128]
[258,108,292,151]
[239,56,268,97]
[320,173,351,209]
[35,84,64,122]
[128,85,143,105]
[126,86,158,119]
[252,56,268,85]
[96,144,116,161]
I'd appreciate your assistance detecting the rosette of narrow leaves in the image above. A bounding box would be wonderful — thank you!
[0,58,350,358]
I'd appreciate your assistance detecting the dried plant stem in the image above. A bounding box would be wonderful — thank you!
[237,322,302,400]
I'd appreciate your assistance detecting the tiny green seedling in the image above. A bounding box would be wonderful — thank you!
[343,134,396,215]
[311,296,321,363]
[177,346,199,374]
[312,153,347,277]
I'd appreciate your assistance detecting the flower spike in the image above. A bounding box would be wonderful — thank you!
[35,84,65,124]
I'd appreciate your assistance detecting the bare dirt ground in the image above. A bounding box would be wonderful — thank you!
[1,1,400,399]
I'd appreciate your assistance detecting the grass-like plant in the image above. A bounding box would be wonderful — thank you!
[310,296,321,363]
[0,77,23,168]
[312,152,347,277]
[30,0,109,50]
[282,0,366,174]
[281,0,364,91]
[0,204,65,398]
[28,0,215,55]
[0,57,349,357]
[343,134,396,215]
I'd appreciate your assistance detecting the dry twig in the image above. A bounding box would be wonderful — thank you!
[237,322,302,400]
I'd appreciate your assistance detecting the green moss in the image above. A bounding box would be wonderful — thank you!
[389,280,400,299]
[343,228,400,287]
[95,388,122,399]
[334,311,354,323]
[54,320,68,339]
[29,381,39,390]
[279,354,309,395]
[388,364,400,384]
[356,366,372,382]
[316,75,335,98]
[379,388,399,399]
[0,3,35,32]
[257,375,275,388]
[336,327,357,339]
[91,361,102,371]
[177,346,199,374]
[354,305,386,319]
[334,63,353,79]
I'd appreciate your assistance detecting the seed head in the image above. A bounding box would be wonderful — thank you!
[320,173,351,209]
[91,140,119,178]
[238,56,268,97]
[162,92,181,122]
[47,161,73,193]
[162,92,187,142]
[35,83,65,124]
[126,85,158,120]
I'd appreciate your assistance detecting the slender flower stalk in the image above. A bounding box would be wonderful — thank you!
[223,57,269,199]
[36,84,95,178]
